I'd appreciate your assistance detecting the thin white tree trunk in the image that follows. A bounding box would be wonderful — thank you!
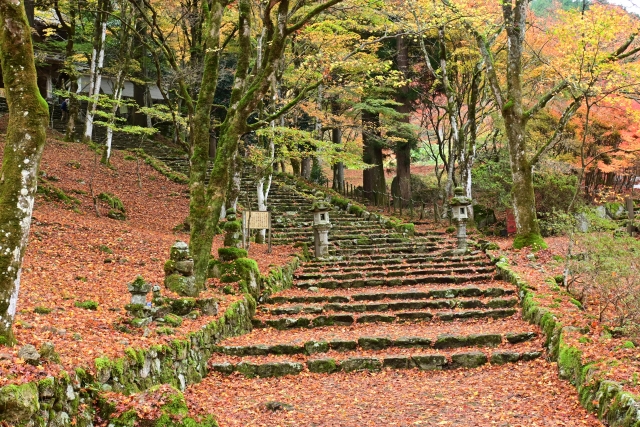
[84,21,106,141]
[105,71,125,161]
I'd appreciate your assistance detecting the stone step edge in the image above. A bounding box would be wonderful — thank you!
[295,266,496,281]
[298,260,491,275]
[210,350,543,378]
[295,273,498,289]
[264,296,519,315]
[265,287,515,305]
[252,308,518,329]
[212,332,538,357]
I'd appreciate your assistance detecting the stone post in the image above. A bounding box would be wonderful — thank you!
[311,191,332,258]
[450,187,472,255]
[164,241,197,296]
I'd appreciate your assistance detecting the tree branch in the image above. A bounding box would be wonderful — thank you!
[286,0,343,35]
[248,79,323,130]
[530,96,583,165]
[523,80,569,121]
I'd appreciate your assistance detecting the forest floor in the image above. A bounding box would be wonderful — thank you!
[0,123,296,387]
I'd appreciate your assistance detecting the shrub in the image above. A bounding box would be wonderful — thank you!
[98,192,125,212]
[348,205,364,216]
[533,170,580,215]
[538,209,575,237]
[75,300,98,310]
[330,196,349,210]
[567,233,640,338]
[218,247,248,261]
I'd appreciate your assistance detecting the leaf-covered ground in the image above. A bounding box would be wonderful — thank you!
[185,359,603,426]
[0,128,295,386]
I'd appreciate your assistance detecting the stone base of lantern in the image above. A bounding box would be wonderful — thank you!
[313,224,332,258]
[452,219,469,255]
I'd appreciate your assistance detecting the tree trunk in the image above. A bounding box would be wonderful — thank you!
[84,6,107,143]
[291,158,301,175]
[62,0,78,142]
[301,157,312,180]
[188,0,227,290]
[506,116,543,247]
[395,34,412,205]
[0,0,49,345]
[362,110,385,204]
[332,127,344,192]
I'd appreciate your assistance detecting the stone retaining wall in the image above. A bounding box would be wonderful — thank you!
[0,296,255,426]
[492,254,640,427]
[0,254,304,426]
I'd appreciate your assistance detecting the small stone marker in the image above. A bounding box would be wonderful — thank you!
[164,241,197,297]
[128,276,152,305]
[18,344,40,366]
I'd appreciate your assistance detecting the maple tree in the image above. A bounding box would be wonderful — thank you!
[437,0,640,249]
[0,0,49,344]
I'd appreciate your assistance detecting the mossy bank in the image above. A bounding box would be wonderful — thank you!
[492,253,640,426]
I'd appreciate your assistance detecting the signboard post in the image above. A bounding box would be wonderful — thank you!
[242,211,272,253]
[627,197,635,236]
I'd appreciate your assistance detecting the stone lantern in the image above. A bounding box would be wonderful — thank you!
[311,191,332,258]
[450,187,472,254]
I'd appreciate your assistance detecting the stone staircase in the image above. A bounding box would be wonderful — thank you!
[206,172,543,379]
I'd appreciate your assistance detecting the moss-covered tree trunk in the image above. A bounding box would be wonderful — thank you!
[395,34,412,206]
[188,0,227,291]
[505,112,542,248]
[362,110,385,204]
[464,0,546,248]
[0,0,49,345]
[189,0,343,289]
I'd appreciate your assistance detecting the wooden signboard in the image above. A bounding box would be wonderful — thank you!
[242,211,272,252]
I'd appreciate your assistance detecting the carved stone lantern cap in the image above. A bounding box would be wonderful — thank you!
[450,187,472,206]
[311,191,331,213]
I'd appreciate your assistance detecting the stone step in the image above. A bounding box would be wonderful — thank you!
[211,330,538,358]
[215,317,535,346]
[252,307,518,330]
[297,259,493,279]
[209,343,543,378]
[296,263,494,280]
[295,268,496,289]
[327,244,448,257]
[264,283,515,305]
[260,295,518,316]
[303,252,482,268]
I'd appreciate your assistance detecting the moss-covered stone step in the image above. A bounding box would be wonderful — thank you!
[252,308,518,329]
[303,250,466,266]
[328,243,443,255]
[261,296,518,316]
[265,285,515,304]
[303,253,484,269]
[295,264,496,282]
[211,331,537,357]
[299,259,492,276]
[210,349,543,378]
[295,272,497,290]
